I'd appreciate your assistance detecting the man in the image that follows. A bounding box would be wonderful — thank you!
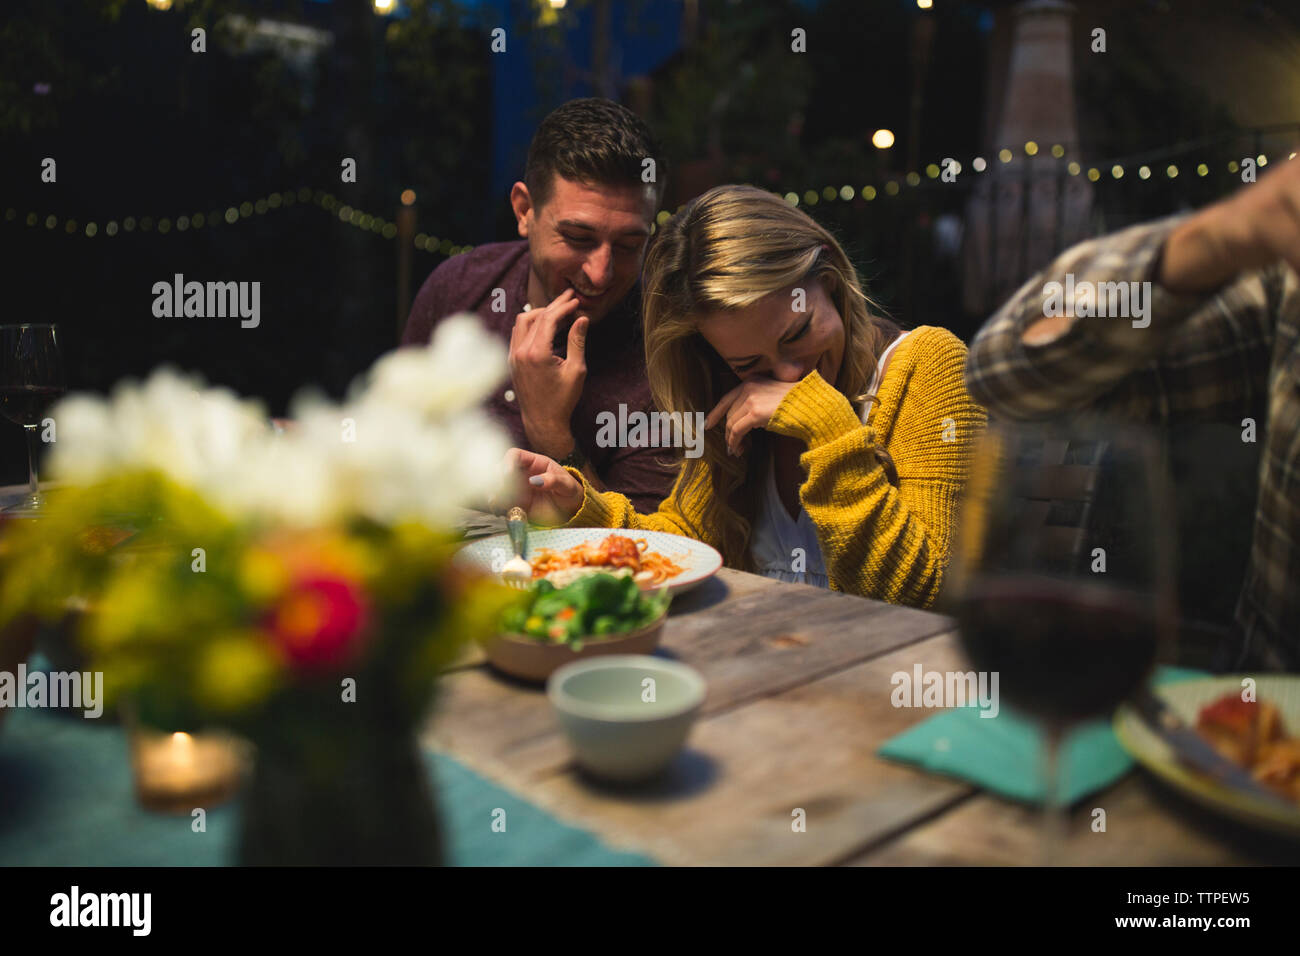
[403,98,675,512]
[966,155,1300,671]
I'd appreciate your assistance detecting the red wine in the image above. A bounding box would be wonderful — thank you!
[0,385,65,427]
[956,576,1160,726]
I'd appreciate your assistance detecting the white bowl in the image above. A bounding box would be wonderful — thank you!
[547,655,706,783]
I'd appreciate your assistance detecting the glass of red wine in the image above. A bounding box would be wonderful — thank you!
[947,419,1176,863]
[1,324,66,514]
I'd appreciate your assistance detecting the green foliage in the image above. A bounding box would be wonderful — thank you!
[648,0,811,167]
[0,470,508,736]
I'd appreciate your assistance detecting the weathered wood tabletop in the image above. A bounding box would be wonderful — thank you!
[422,564,1298,867]
[7,485,1292,865]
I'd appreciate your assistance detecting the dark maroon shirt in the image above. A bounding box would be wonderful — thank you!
[403,240,677,513]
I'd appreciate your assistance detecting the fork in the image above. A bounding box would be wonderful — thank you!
[501,506,533,589]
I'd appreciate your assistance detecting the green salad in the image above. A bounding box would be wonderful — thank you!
[500,573,670,649]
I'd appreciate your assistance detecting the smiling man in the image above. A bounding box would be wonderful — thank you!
[402,99,675,511]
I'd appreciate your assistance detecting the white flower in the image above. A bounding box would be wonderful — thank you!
[48,369,270,489]
[358,313,506,417]
[44,314,512,529]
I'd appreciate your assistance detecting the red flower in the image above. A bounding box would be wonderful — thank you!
[265,575,369,671]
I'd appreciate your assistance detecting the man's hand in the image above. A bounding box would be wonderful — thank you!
[508,288,588,458]
[705,376,800,457]
[1160,155,1300,293]
[504,447,585,525]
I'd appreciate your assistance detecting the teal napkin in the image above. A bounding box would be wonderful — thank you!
[876,666,1208,805]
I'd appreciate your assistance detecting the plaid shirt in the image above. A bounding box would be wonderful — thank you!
[965,215,1300,672]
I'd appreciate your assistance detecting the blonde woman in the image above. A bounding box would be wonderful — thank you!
[510,185,985,609]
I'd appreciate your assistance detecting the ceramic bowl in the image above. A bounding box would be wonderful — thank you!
[547,654,706,783]
[484,612,666,684]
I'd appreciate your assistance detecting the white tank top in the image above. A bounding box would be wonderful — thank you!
[748,331,910,588]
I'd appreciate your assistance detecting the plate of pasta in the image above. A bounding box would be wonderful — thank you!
[1114,676,1300,836]
[455,528,722,596]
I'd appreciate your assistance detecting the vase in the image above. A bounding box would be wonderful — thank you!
[0,615,38,733]
[236,696,443,866]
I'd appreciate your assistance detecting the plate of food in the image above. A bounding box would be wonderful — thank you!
[483,573,670,682]
[455,527,721,596]
[1114,676,1300,836]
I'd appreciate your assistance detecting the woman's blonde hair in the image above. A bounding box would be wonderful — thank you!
[642,184,901,571]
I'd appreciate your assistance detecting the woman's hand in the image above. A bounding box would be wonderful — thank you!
[704,376,799,456]
[504,447,585,524]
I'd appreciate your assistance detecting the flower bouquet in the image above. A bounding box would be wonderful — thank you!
[0,316,518,864]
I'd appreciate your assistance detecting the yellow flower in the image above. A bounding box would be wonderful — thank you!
[194,631,281,713]
[239,548,290,605]
[86,568,170,650]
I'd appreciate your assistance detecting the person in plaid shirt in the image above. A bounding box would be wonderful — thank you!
[966,158,1300,672]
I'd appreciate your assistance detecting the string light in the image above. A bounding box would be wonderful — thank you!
[4,135,1278,248]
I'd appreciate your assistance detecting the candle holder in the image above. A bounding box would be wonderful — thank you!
[126,712,251,814]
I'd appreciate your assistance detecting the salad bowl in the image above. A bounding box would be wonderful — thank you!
[484,573,670,683]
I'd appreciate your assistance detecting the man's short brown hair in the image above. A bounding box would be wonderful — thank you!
[524,98,665,210]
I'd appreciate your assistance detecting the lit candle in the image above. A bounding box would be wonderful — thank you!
[131,728,248,814]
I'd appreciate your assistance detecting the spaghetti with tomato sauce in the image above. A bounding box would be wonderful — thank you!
[530,534,685,588]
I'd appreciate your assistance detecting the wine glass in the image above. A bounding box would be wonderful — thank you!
[946,418,1176,863]
[0,324,66,514]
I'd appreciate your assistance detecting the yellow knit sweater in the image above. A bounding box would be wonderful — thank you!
[564,325,986,609]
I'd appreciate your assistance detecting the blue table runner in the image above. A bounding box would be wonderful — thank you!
[0,705,654,867]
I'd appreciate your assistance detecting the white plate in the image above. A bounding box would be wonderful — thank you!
[454,527,722,597]
[1114,676,1300,837]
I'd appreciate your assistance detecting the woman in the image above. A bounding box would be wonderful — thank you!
[511,185,985,609]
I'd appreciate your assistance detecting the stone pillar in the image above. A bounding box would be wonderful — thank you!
[962,0,1093,315]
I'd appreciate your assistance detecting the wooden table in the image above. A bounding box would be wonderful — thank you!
[8,485,1292,865]
[423,566,1298,866]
